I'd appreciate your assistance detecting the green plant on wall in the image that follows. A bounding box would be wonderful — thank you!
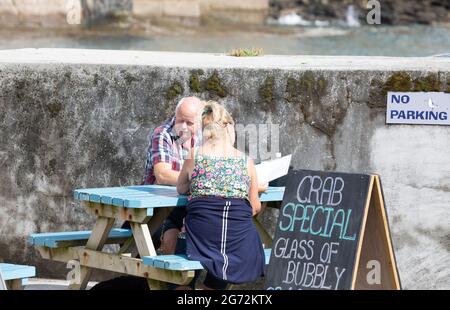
[382,72,412,95]
[228,48,264,57]
[189,69,204,93]
[259,76,274,103]
[165,81,184,100]
[204,71,227,97]
[188,70,227,98]
[285,77,299,102]
[414,74,441,92]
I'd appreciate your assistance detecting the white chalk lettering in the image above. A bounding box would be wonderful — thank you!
[334,267,346,290]
[297,175,345,206]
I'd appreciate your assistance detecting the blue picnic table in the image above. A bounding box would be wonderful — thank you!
[29,185,284,290]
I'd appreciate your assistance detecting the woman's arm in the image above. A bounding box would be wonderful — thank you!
[247,158,262,216]
[258,182,268,193]
[177,158,193,195]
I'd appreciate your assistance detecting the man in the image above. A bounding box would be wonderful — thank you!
[142,96,204,254]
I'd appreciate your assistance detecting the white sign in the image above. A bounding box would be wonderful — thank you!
[386,92,450,125]
[255,154,292,185]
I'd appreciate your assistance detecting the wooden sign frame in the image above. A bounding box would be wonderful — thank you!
[352,175,401,290]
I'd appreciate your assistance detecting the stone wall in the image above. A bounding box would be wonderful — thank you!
[270,0,450,25]
[0,48,449,289]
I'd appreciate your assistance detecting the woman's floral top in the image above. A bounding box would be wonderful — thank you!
[189,155,250,199]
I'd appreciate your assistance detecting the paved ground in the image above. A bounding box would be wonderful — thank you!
[24,278,98,290]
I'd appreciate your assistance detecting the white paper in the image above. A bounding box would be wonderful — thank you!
[255,154,292,185]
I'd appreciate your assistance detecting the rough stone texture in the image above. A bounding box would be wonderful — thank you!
[0,49,449,288]
[270,0,450,25]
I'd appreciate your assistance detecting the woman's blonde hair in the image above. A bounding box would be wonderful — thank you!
[201,101,234,142]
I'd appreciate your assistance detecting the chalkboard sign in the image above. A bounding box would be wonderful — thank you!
[265,170,401,290]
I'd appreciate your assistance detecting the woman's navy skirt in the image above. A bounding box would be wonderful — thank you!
[185,196,265,284]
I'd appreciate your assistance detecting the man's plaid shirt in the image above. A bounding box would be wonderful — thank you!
[142,116,184,185]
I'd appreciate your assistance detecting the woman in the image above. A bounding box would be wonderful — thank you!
[177,100,265,290]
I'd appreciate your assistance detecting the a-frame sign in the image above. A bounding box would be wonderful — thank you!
[265,170,401,290]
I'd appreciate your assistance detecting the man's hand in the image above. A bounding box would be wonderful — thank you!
[181,136,195,155]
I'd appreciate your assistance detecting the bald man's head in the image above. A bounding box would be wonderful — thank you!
[173,96,204,145]
[175,96,203,113]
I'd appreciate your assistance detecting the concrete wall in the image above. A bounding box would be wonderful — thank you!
[0,49,449,289]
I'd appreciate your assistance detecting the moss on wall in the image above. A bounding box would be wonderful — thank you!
[46,100,62,118]
[122,71,139,85]
[383,72,412,94]
[299,71,327,98]
[370,72,413,108]
[369,72,447,108]
[297,71,341,137]
[204,71,227,97]
[259,76,274,104]
[189,69,204,93]
[165,81,183,100]
[414,73,440,92]
[285,77,299,102]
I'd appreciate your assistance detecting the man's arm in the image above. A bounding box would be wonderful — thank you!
[154,162,180,186]
[145,124,182,186]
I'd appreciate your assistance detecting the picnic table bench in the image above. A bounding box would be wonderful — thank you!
[29,185,284,290]
[0,263,36,290]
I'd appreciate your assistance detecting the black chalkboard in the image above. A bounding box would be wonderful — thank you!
[265,169,374,290]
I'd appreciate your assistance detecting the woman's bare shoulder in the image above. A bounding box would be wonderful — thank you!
[233,149,254,165]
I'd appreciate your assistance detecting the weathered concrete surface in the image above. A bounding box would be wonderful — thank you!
[270,0,450,25]
[0,49,449,288]
[23,278,98,290]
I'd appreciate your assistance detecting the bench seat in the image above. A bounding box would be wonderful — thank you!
[0,263,36,289]
[0,263,36,281]
[28,228,132,248]
[142,248,272,271]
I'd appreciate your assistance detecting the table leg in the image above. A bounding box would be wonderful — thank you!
[69,216,115,290]
[147,207,173,235]
[118,207,172,257]
[130,222,167,290]
[147,279,167,290]
[130,222,156,257]
[6,279,23,290]
[117,237,137,256]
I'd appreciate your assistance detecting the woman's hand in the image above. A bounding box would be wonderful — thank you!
[258,182,269,193]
